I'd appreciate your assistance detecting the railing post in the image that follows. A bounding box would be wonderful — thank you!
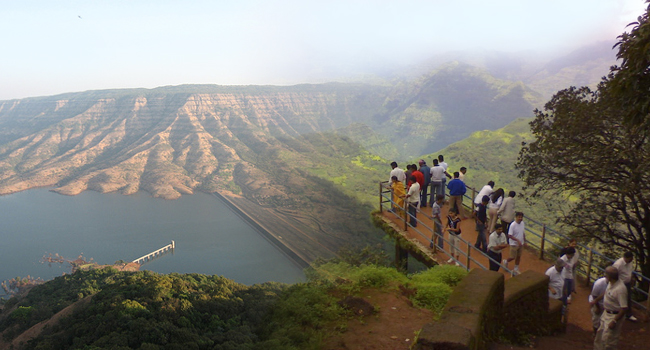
[466,241,471,271]
[586,248,594,287]
[430,225,436,254]
[379,182,383,212]
[646,283,650,317]
[540,224,546,260]
[471,188,476,213]
[404,201,409,231]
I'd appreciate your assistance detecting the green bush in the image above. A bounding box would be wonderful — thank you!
[352,265,409,289]
[411,282,453,312]
[410,265,467,287]
[306,262,408,292]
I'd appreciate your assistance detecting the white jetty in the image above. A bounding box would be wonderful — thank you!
[132,241,175,265]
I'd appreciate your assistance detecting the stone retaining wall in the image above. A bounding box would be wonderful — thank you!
[414,269,504,350]
[415,270,562,350]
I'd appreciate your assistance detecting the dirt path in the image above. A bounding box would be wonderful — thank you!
[380,202,648,349]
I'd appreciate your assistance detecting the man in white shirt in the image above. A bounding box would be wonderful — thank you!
[429,159,445,205]
[612,251,636,321]
[589,277,608,335]
[474,181,494,207]
[438,155,451,196]
[504,212,525,275]
[593,266,628,350]
[389,161,405,184]
[545,258,566,300]
[405,176,421,228]
[560,246,578,304]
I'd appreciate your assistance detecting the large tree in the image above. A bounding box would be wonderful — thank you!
[517,2,650,289]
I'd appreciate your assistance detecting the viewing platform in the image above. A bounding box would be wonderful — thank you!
[373,181,650,326]
[132,241,175,265]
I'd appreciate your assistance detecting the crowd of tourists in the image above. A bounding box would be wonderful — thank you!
[387,156,640,350]
[546,249,638,349]
[387,155,523,274]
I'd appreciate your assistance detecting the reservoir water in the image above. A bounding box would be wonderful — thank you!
[0,188,305,295]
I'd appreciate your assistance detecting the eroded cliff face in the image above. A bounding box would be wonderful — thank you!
[0,87,383,199]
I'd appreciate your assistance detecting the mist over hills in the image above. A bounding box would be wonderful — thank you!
[400,40,617,101]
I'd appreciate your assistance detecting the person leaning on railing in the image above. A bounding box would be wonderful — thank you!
[497,191,516,241]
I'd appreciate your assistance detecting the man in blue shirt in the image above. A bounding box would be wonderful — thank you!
[447,172,467,219]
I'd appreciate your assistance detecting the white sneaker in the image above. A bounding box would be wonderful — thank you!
[447,258,454,263]
[628,315,638,322]
[502,259,508,266]
[455,262,460,266]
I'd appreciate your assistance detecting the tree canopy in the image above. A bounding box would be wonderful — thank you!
[609,2,650,128]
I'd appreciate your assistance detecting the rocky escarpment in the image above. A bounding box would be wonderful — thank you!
[0,85,385,199]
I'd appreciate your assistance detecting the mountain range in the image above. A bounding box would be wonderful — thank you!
[0,42,616,260]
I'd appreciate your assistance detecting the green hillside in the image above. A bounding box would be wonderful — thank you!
[0,264,466,349]
[417,117,560,226]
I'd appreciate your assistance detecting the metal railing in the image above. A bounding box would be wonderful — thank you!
[379,181,514,275]
[462,184,649,312]
[380,180,650,312]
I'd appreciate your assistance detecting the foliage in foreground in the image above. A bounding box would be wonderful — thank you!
[0,263,466,350]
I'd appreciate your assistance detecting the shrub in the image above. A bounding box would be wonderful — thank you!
[410,265,467,287]
[411,282,453,312]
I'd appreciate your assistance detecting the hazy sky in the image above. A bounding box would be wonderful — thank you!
[1,0,647,100]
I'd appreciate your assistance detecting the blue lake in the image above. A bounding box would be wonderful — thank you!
[0,188,305,295]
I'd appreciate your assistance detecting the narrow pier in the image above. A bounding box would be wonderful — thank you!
[132,241,175,265]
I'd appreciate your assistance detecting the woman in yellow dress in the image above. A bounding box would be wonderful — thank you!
[390,176,406,219]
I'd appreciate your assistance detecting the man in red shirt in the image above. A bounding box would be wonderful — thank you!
[410,164,425,190]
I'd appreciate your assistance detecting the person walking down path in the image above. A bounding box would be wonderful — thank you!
[593,266,628,350]
[504,212,525,275]
[447,172,467,219]
[546,258,566,300]
[589,276,608,335]
[612,251,638,322]
[560,246,578,305]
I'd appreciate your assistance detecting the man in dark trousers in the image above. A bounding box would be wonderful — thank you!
[418,160,431,207]
[475,195,489,252]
